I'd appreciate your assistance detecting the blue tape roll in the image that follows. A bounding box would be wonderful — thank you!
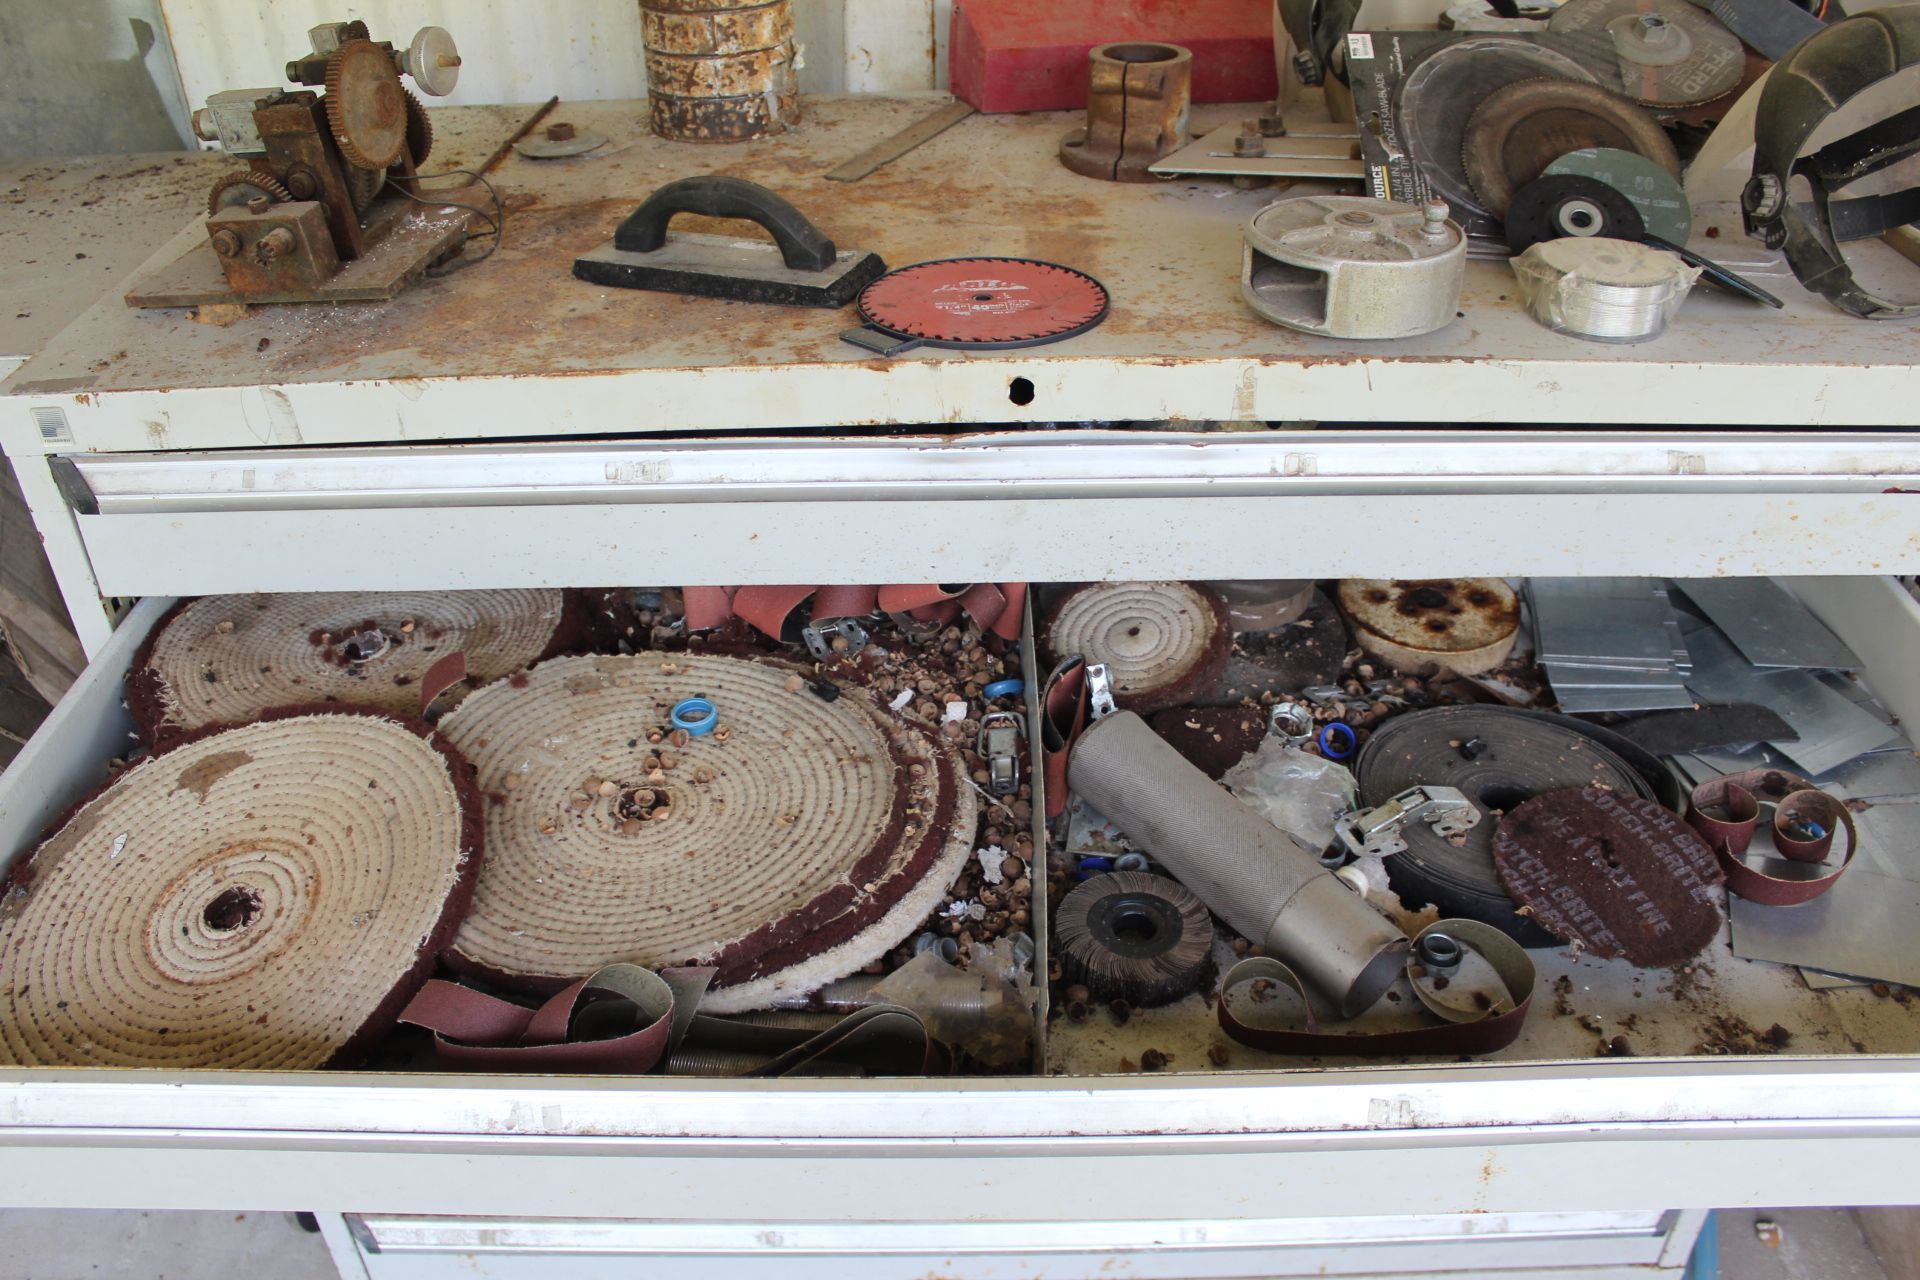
[670,697,717,736]
[1318,721,1357,761]
[983,677,1025,700]
[1074,855,1115,880]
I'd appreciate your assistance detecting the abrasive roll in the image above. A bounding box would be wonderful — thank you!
[1068,711,1407,1015]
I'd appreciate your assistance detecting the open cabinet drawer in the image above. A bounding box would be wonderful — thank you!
[0,570,1918,1280]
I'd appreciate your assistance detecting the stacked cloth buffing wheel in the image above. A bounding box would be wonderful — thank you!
[129,591,582,740]
[0,711,481,1068]
[1041,581,1231,715]
[438,654,977,1012]
[1338,579,1519,676]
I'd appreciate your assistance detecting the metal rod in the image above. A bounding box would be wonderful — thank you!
[478,96,560,176]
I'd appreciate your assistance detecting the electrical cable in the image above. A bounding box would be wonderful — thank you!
[379,166,505,276]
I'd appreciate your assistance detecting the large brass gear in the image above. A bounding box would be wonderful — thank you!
[324,39,408,171]
[401,88,434,167]
[207,171,293,215]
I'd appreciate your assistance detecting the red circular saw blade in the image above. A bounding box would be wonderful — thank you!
[857,257,1109,349]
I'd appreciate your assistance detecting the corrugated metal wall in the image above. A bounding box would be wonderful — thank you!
[158,0,944,115]
[0,0,194,159]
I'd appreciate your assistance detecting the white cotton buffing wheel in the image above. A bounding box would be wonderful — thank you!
[128,590,579,740]
[1040,581,1232,714]
[0,711,481,1069]
[437,653,976,1011]
[1338,579,1520,675]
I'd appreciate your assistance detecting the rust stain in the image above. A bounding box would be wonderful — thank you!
[174,750,253,802]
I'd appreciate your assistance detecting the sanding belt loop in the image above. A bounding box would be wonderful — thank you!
[1218,919,1536,1056]
[684,583,1027,641]
[1041,655,1089,819]
[400,964,945,1075]
[1686,769,1859,905]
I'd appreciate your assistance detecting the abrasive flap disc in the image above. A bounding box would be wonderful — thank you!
[130,591,577,739]
[0,712,481,1069]
[438,654,977,1012]
[1041,581,1232,715]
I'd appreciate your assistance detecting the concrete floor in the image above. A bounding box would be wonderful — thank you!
[0,1206,1910,1278]
[1715,1209,1898,1280]
[0,1210,335,1280]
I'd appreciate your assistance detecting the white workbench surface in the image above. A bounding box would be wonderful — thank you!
[3,96,1915,454]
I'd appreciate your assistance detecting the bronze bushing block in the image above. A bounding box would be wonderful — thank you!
[1060,42,1192,183]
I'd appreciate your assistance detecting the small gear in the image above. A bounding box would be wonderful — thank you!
[401,88,433,167]
[324,39,408,171]
[345,164,385,213]
[207,171,293,215]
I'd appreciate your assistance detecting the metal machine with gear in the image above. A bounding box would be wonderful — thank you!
[126,20,482,308]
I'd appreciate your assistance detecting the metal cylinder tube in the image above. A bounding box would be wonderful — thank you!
[1068,710,1408,1016]
[1059,42,1193,182]
[639,0,799,142]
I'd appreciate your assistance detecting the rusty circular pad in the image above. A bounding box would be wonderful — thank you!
[1460,79,1680,219]
[857,258,1110,349]
[1493,787,1724,967]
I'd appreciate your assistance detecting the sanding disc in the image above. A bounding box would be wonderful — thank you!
[130,591,578,740]
[1054,871,1214,1006]
[1461,79,1681,219]
[1545,146,1691,243]
[1394,38,1603,224]
[1041,581,1232,715]
[1494,786,1723,966]
[438,654,975,1011]
[856,258,1109,349]
[1504,174,1647,253]
[1547,0,1745,108]
[0,711,481,1069]
[1357,706,1655,944]
[1338,579,1519,675]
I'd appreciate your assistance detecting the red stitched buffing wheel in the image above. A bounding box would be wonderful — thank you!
[857,258,1110,349]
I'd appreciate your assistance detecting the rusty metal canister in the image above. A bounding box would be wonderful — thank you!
[1060,42,1193,182]
[639,0,800,142]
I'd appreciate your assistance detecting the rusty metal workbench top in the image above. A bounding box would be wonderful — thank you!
[4,96,1917,449]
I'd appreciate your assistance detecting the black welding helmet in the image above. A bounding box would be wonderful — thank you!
[1743,7,1920,318]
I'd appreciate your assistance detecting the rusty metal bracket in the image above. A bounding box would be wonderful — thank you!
[1337,785,1481,860]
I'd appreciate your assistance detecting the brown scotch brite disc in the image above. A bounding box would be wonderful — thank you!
[1040,581,1232,715]
[1493,786,1724,967]
[438,653,976,1013]
[128,590,588,741]
[0,710,482,1069]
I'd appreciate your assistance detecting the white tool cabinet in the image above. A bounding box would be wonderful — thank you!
[4,98,1920,1279]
